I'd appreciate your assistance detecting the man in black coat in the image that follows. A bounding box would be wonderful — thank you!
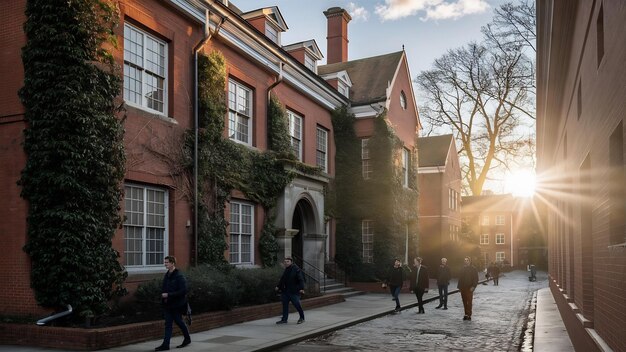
[435,257,451,309]
[275,257,306,324]
[457,256,479,321]
[386,259,405,313]
[155,256,191,351]
[410,257,429,314]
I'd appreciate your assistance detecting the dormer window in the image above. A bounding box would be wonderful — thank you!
[338,81,349,98]
[400,91,407,110]
[304,54,316,72]
[265,22,279,44]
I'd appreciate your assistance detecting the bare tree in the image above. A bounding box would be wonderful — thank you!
[416,1,535,196]
[482,0,536,53]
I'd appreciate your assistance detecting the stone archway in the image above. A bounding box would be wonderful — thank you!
[291,198,316,268]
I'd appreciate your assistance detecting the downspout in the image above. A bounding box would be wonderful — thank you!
[193,9,225,266]
[510,213,514,267]
[36,305,72,326]
[266,62,284,148]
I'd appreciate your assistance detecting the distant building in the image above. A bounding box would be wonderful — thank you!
[416,134,462,268]
[536,1,626,351]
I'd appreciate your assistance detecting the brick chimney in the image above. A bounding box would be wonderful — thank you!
[324,7,351,64]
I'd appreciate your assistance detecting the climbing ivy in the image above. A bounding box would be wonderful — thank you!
[19,0,127,319]
[191,51,306,267]
[330,108,419,280]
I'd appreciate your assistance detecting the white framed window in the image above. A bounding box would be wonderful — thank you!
[362,138,372,180]
[123,23,168,115]
[338,81,349,97]
[480,234,489,245]
[402,148,409,187]
[400,90,407,110]
[228,79,252,145]
[304,54,316,73]
[288,110,303,161]
[362,220,374,263]
[229,201,254,264]
[449,189,459,211]
[265,22,279,44]
[496,233,505,244]
[124,184,168,268]
[496,215,505,225]
[316,126,328,172]
[482,215,490,226]
[496,252,506,263]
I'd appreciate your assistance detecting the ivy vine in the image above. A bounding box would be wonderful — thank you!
[19,0,127,319]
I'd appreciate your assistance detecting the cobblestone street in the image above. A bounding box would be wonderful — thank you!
[278,270,547,352]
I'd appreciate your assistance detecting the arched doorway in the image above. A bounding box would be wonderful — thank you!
[291,198,316,268]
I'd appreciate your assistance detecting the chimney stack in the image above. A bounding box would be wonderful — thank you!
[324,7,351,64]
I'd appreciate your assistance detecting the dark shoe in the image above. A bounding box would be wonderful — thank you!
[463,315,469,320]
[443,307,448,310]
[467,316,472,320]
[276,320,288,324]
[394,308,401,313]
[297,318,305,324]
[155,346,169,351]
[176,339,191,348]
[435,305,442,309]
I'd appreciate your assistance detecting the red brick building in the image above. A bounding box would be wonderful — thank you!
[537,1,626,351]
[416,134,462,268]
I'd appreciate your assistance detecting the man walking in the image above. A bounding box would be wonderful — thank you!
[435,257,451,310]
[386,259,405,313]
[275,257,306,324]
[155,256,191,351]
[410,257,429,314]
[457,256,479,321]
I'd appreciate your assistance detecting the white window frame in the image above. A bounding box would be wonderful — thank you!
[362,220,374,263]
[400,90,407,110]
[316,126,328,172]
[496,215,505,225]
[480,234,489,245]
[288,110,303,161]
[338,80,349,97]
[482,215,490,226]
[402,148,409,187]
[496,252,506,263]
[265,21,279,44]
[362,138,372,180]
[123,23,168,115]
[304,54,316,73]
[449,189,459,211]
[123,184,169,271]
[496,233,505,244]
[228,79,253,145]
[229,201,254,265]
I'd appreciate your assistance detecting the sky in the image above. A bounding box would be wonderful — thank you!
[234,0,531,194]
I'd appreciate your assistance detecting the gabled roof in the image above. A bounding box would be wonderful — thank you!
[318,51,404,105]
[417,134,454,167]
[240,6,288,31]
[282,39,324,60]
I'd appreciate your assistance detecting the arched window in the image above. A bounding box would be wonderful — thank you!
[400,90,407,110]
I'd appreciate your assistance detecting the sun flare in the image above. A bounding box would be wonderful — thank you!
[505,170,536,197]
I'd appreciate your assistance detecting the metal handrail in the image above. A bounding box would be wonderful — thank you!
[292,254,325,294]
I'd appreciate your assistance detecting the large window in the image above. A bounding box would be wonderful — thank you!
[228,79,252,144]
[124,23,167,114]
[288,110,303,160]
[229,201,254,264]
[480,234,489,245]
[316,126,328,172]
[362,138,372,180]
[362,220,374,263]
[496,233,505,244]
[124,184,168,268]
[496,252,506,263]
[482,215,490,226]
[402,148,409,187]
[449,189,459,211]
[496,215,505,225]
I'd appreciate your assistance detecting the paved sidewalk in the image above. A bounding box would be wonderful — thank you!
[0,272,573,352]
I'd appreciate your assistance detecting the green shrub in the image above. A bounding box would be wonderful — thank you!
[232,267,282,305]
[186,265,241,312]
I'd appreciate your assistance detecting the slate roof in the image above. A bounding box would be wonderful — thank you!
[318,51,404,105]
[417,134,454,167]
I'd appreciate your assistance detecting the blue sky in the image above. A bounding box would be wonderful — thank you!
[235,0,510,77]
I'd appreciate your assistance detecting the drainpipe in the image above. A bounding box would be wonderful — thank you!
[266,62,284,148]
[193,9,225,266]
[36,305,72,326]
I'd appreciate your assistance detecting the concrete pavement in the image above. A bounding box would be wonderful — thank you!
[0,270,572,351]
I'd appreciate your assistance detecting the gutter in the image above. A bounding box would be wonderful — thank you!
[36,305,73,326]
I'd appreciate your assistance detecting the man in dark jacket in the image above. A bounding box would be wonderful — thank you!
[155,256,191,351]
[275,257,306,324]
[435,257,451,309]
[457,256,479,321]
[409,257,429,314]
[386,259,405,313]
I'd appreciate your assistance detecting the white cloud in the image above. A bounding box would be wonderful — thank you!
[375,0,490,21]
[347,2,370,22]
